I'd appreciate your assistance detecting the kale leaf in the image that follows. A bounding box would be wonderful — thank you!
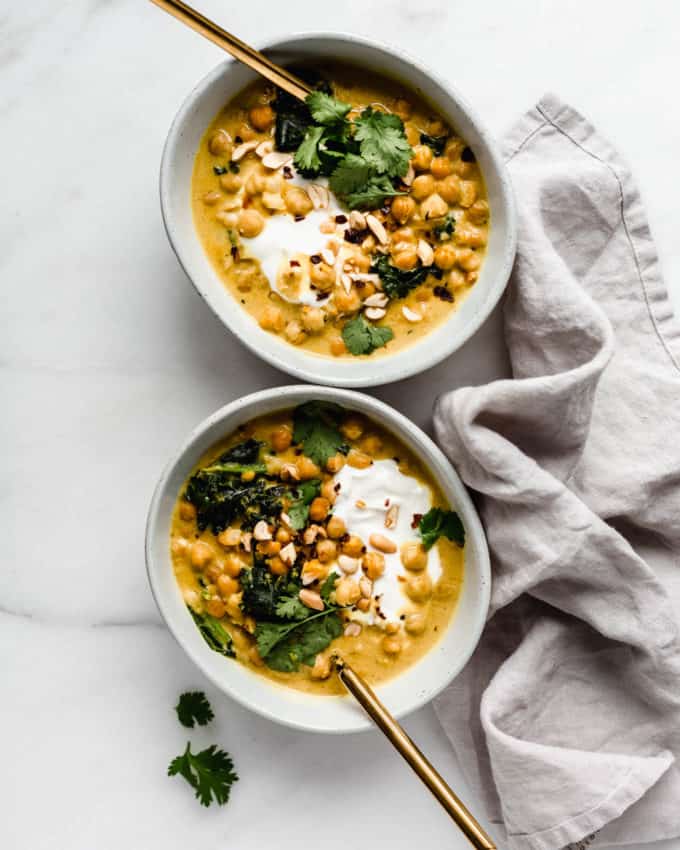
[371,253,429,299]
[168,743,238,807]
[175,691,214,728]
[434,213,456,240]
[342,315,394,356]
[287,478,322,530]
[292,401,349,467]
[418,507,465,550]
[189,608,235,658]
[420,132,448,156]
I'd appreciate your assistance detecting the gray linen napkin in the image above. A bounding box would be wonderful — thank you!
[433,94,680,850]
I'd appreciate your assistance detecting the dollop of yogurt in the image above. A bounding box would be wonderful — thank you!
[331,459,442,625]
[241,172,343,306]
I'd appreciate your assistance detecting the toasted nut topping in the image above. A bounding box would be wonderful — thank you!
[417,239,434,266]
[402,305,423,323]
[253,520,272,541]
[279,511,292,527]
[351,272,381,285]
[349,210,367,230]
[241,532,252,552]
[299,588,324,611]
[369,532,397,553]
[255,140,274,157]
[402,164,415,186]
[231,140,259,161]
[364,306,387,321]
[341,272,353,294]
[308,183,330,209]
[363,292,389,308]
[385,504,400,529]
[280,462,301,481]
[366,214,389,245]
[344,622,362,637]
[359,576,373,598]
[279,542,297,566]
[262,151,294,170]
[355,499,366,509]
[338,555,360,574]
[303,525,322,545]
[321,248,335,265]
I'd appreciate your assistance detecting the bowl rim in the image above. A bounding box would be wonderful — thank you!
[159,30,517,388]
[145,385,491,733]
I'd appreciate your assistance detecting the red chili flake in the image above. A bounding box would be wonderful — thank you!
[384,498,390,507]
[310,254,322,264]
[231,247,240,261]
[283,166,293,179]
[234,135,243,144]
[335,214,348,224]
[334,482,341,492]
[294,214,305,222]
[411,513,423,529]
[290,259,300,267]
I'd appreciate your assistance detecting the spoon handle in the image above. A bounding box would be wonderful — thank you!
[338,662,497,850]
[149,0,312,102]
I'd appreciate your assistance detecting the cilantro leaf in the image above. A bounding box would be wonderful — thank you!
[306,90,351,125]
[294,124,325,173]
[354,107,412,176]
[175,691,214,728]
[343,175,405,210]
[189,608,235,658]
[168,743,238,807]
[329,153,372,196]
[418,507,465,550]
[275,594,310,621]
[256,609,344,672]
[420,131,448,156]
[287,479,322,530]
[342,315,394,356]
[371,253,429,299]
[319,571,339,604]
[434,213,456,240]
[292,401,348,467]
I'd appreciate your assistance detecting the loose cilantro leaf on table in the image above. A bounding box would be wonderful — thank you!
[419,131,449,156]
[168,743,238,807]
[189,608,235,658]
[342,315,394,356]
[418,507,465,550]
[287,478,322,530]
[371,253,429,299]
[175,691,214,728]
[292,401,348,466]
[354,107,412,176]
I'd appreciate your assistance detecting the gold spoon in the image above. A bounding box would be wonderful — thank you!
[149,0,312,102]
[336,659,497,850]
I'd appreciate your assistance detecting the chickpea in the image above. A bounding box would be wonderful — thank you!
[430,156,453,180]
[411,144,433,172]
[406,125,420,146]
[217,574,239,598]
[205,597,226,618]
[219,172,242,193]
[335,289,361,315]
[326,515,347,539]
[301,558,329,585]
[452,159,475,178]
[308,261,335,291]
[455,247,480,271]
[342,535,365,558]
[434,244,457,270]
[438,175,461,205]
[411,174,435,201]
[270,425,292,453]
[362,551,385,580]
[284,186,313,217]
[391,195,416,224]
[356,597,371,613]
[352,251,371,272]
[326,453,345,473]
[249,104,275,131]
[455,225,486,249]
[444,137,465,161]
[238,208,264,238]
[341,416,364,440]
[218,527,242,548]
[405,611,427,635]
[179,501,197,521]
[400,541,428,571]
[189,541,213,568]
[296,456,321,479]
[334,578,361,606]
[448,268,467,289]
[309,497,331,522]
[360,434,382,454]
[392,247,418,271]
[202,190,222,206]
[241,469,256,482]
[420,193,448,220]
[330,336,347,357]
[467,200,489,224]
[428,118,447,135]
[222,552,244,578]
[320,479,337,504]
[316,538,337,564]
[406,572,433,603]
[347,449,372,469]
[258,540,281,557]
[284,320,306,345]
[458,180,478,208]
[394,97,412,119]
[171,537,188,556]
[382,635,402,655]
[205,562,223,582]
[385,621,401,635]
[259,304,285,333]
[310,652,331,680]
[208,129,232,156]
[301,306,325,333]
[246,170,266,195]
[268,556,288,576]
[276,528,292,546]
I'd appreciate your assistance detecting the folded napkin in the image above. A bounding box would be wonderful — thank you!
[433,94,680,850]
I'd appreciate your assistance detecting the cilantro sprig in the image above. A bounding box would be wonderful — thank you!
[342,315,394,356]
[418,507,465,550]
[168,743,238,807]
[175,691,214,728]
[292,401,349,466]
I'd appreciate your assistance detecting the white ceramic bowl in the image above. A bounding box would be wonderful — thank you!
[146,385,490,733]
[160,33,516,387]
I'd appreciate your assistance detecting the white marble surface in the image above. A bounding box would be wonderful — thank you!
[2,1,680,848]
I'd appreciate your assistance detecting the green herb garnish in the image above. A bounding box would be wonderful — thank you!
[175,691,214,728]
[342,315,394,356]
[434,213,456,240]
[287,478,322,530]
[189,608,235,658]
[371,253,429,299]
[168,743,238,807]
[420,132,448,156]
[292,401,348,467]
[418,507,465,550]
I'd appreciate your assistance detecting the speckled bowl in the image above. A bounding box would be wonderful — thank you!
[160,33,516,387]
[145,385,490,733]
